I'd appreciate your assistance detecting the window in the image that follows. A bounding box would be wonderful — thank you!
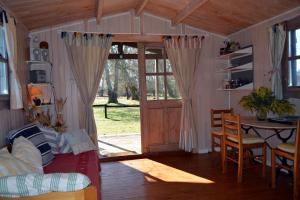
[283,15,300,98]
[145,48,180,101]
[287,29,300,86]
[0,25,9,99]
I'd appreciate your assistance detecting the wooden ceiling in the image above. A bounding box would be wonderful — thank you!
[2,0,300,35]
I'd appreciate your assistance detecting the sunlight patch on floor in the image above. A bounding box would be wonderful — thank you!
[120,159,214,184]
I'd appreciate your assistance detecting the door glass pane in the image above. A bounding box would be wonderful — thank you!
[146,59,156,73]
[288,59,300,87]
[166,75,181,99]
[146,75,165,100]
[145,48,163,56]
[109,45,119,54]
[123,44,137,54]
[158,59,164,73]
[166,59,172,72]
[0,62,8,95]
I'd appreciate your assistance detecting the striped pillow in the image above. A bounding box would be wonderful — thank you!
[0,148,38,177]
[38,126,60,154]
[7,124,55,167]
[38,126,72,154]
[0,173,91,198]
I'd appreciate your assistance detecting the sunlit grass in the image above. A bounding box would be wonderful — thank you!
[94,97,140,136]
[93,96,140,106]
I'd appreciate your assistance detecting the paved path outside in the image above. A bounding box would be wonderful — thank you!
[98,134,141,157]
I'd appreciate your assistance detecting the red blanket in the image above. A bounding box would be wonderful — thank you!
[44,151,100,199]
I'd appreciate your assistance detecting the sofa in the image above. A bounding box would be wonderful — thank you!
[44,150,101,199]
[0,124,101,200]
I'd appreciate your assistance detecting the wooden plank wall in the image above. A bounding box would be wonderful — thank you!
[0,23,27,147]
[30,12,227,153]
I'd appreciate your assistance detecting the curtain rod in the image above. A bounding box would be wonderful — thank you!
[56,30,207,38]
[59,31,113,37]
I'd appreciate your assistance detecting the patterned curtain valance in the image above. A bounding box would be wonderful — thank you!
[61,31,112,47]
[164,36,204,49]
[0,10,16,26]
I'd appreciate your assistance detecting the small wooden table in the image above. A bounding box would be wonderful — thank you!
[240,116,296,148]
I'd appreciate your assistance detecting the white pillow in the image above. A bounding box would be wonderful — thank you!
[0,148,37,177]
[12,136,43,173]
[64,129,97,155]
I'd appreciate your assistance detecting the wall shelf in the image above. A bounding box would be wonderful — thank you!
[29,104,54,108]
[217,83,254,91]
[217,45,254,91]
[28,83,53,86]
[26,60,52,65]
[216,46,254,108]
[217,47,252,60]
[216,62,253,73]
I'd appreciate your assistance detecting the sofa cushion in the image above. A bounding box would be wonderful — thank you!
[0,148,38,177]
[278,143,294,154]
[64,129,97,155]
[227,135,265,144]
[12,136,43,173]
[7,124,54,166]
[211,127,222,135]
[0,173,91,198]
[44,151,100,198]
[39,126,72,154]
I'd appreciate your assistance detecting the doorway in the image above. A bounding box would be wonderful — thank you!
[138,43,182,153]
[94,42,141,157]
[94,42,182,157]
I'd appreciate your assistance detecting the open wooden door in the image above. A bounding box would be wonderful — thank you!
[138,43,182,153]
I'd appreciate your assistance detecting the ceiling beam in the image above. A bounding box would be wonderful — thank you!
[172,0,209,26]
[96,0,104,24]
[135,0,149,16]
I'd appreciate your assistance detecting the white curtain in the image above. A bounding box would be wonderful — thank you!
[268,24,286,100]
[164,36,203,152]
[2,12,23,109]
[62,32,112,146]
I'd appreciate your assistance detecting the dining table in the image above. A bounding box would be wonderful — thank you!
[240,116,297,149]
[240,116,297,167]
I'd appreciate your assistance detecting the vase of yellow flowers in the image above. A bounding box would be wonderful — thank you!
[239,87,295,121]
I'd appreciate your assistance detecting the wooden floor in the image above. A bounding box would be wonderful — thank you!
[100,153,294,200]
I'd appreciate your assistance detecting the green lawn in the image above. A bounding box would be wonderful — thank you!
[93,96,140,106]
[94,97,140,136]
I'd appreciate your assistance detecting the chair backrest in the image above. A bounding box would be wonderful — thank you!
[222,113,242,144]
[210,108,233,128]
[294,120,300,197]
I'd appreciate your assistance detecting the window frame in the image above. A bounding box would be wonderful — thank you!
[145,47,180,101]
[282,15,300,98]
[0,21,10,106]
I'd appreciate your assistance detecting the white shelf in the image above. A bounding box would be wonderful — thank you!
[217,62,253,73]
[28,83,52,86]
[218,46,252,60]
[217,82,254,91]
[26,60,52,65]
[29,104,54,109]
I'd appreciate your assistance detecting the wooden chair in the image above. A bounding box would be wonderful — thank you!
[272,120,300,198]
[222,113,266,183]
[210,108,233,153]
